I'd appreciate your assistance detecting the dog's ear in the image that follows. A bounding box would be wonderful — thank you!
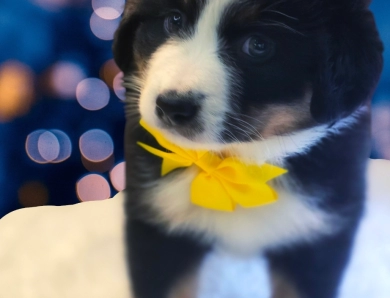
[113,2,141,73]
[310,8,383,123]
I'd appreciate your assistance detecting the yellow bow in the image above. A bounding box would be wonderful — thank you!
[138,120,287,212]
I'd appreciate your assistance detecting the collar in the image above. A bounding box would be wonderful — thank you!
[138,120,287,212]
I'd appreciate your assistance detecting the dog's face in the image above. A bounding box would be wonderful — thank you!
[114,0,382,154]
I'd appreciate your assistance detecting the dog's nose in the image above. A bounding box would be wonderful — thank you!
[155,94,199,126]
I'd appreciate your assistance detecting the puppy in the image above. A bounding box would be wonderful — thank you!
[113,0,383,297]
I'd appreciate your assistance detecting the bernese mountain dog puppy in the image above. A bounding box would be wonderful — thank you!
[113,0,383,297]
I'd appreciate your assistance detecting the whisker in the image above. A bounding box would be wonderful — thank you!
[226,122,255,141]
[262,9,299,21]
[258,21,305,36]
[224,113,265,141]
[225,114,259,132]
[220,129,241,144]
[225,115,258,134]
[228,112,265,126]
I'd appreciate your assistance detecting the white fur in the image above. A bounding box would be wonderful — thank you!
[139,0,237,149]
[145,166,336,255]
[144,110,363,255]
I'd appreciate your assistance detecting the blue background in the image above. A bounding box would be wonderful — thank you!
[0,0,389,217]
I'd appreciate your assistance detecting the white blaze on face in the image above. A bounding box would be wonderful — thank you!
[139,0,237,149]
[136,0,346,164]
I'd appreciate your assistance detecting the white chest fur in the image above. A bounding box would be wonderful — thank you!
[144,166,336,255]
[141,111,364,254]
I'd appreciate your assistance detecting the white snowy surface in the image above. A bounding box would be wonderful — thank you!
[339,159,390,298]
[0,159,389,298]
[199,159,390,298]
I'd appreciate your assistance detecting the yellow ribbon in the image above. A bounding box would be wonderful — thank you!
[138,119,287,212]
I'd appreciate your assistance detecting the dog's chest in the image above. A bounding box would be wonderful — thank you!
[143,166,336,254]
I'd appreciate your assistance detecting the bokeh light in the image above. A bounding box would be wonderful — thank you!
[110,161,125,192]
[49,61,86,99]
[26,130,49,164]
[38,131,60,162]
[26,129,72,164]
[79,129,114,172]
[100,59,120,89]
[113,72,126,101]
[76,174,111,202]
[50,130,73,163]
[79,129,114,162]
[76,78,110,110]
[0,61,35,122]
[18,181,49,207]
[90,12,120,41]
[92,0,125,20]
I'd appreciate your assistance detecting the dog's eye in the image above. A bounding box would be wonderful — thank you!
[242,36,274,60]
[164,12,185,34]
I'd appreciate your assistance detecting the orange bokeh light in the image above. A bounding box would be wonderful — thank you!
[100,59,121,89]
[0,61,35,122]
[18,181,49,208]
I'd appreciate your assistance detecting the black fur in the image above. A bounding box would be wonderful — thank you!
[113,1,383,297]
[268,109,372,298]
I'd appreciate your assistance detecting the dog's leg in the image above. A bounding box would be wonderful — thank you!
[126,219,210,298]
[267,224,359,298]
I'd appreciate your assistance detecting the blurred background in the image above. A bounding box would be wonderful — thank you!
[0,0,389,218]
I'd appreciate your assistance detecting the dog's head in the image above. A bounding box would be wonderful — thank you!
[113,0,383,154]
